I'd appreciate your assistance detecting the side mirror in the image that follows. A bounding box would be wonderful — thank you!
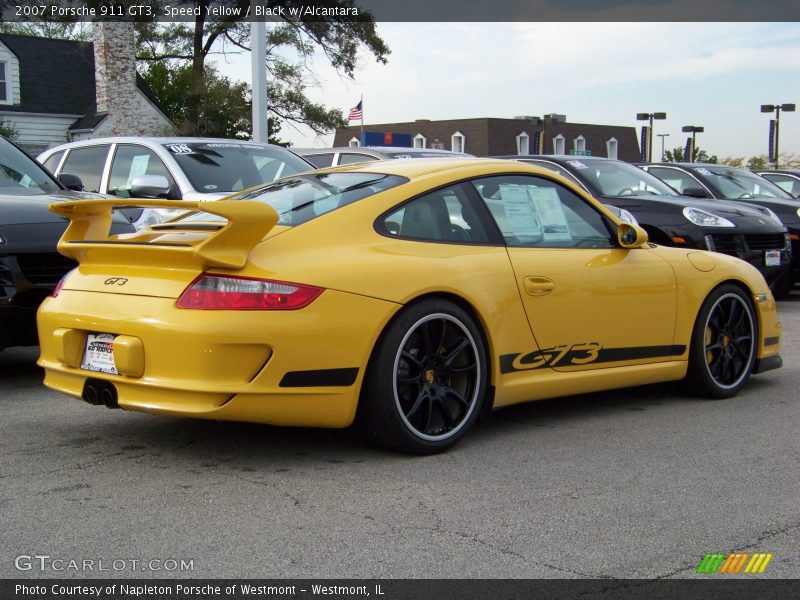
[130,175,171,198]
[618,223,649,248]
[58,173,84,191]
[682,186,710,198]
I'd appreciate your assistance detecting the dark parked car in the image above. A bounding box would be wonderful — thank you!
[755,169,800,199]
[0,138,136,350]
[298,146,472,168]
[640,163,800,294]
[494,156,793,297]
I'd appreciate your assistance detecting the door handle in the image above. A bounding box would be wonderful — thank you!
[523,276,556,296]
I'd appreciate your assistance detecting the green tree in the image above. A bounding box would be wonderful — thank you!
[747,155,769,170]
[718,156,745,167]
[664,146,717,163]
[0,116,18,139]
[134,0,389,135]
[141,61,288,144]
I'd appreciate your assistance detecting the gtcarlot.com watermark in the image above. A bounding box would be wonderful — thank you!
[14,554,194,573]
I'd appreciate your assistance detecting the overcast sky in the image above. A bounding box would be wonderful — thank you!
[211,22,800,159]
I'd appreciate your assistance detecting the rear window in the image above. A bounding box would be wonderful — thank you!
[181,172,408,226]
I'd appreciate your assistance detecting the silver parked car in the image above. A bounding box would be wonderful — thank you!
[38,137,314,202]
[297,146,472,168]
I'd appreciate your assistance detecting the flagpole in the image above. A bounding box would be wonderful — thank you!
[360,94,364,145]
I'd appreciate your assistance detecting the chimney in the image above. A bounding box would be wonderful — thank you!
[93,22,137,128]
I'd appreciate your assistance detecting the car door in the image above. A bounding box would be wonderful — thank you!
[107,144,178,198]
[472,174,679,372]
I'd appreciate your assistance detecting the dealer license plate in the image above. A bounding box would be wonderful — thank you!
[80,333,118,374]
[765,250,781,267]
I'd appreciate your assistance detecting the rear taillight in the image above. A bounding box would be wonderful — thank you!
[51,269,75,298]
[177,274,323,310]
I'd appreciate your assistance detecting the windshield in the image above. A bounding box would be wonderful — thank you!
[564,159,675,197]
[180,172,408,226]
[163,142,312,193]
[0,137,62,195]
[693,166,791,200]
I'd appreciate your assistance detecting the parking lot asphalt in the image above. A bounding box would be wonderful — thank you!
[1,296,798,580]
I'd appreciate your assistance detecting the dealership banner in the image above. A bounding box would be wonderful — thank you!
[3,579,800,600]
[768,119,777,162]
[640,126,650,162]
[1,0,798,22]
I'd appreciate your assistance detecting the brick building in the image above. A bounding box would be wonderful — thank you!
[333,114,641,162]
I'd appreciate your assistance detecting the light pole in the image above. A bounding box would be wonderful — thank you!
[681,126,704,162]
[636,112,667,162]
[657,133,670,162]
[760,103,796,169]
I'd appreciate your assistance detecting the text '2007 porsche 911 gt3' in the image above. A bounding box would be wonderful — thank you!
[37,159,782,454]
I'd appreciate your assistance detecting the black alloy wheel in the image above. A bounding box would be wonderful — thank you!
[686,284,757,398]
[357,299,487,454]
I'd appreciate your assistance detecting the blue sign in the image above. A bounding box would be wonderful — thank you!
[360,131,413,148]
[684,137,693,162]
[640,126,650,162]
[768,119,777,162]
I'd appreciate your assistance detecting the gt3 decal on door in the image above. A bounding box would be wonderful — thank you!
[500,344,687,373]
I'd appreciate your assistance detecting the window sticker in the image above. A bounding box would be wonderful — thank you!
[166,144,193,154]
[528,187,572,241]
[499,184,542,241]
[695,168,713,176]
[126,155,150,187]
[567,160,588,169]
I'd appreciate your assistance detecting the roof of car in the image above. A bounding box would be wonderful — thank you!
[47,137,284,148]
[298,146,471,156]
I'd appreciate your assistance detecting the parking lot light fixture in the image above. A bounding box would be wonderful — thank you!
[761,103,796,169]
[637,112,667,162]
[681,126,704,162]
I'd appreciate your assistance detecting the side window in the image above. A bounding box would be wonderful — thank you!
[41,151,65,174]
[338,153,374,165]
[59,145,110,193]
[472,175,614,248]
[380,184,490,243]
[646,167,695,195]
[764,174,800,197]
[107,145,175,198]
[304,153,334,168]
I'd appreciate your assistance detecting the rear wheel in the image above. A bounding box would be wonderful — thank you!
[685,284,757,398]
[357,299,487,454]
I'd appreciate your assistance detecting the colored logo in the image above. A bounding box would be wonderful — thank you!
[697,552,773,574]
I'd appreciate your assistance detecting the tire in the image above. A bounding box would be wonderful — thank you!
[357,299,488,454]
[685,284,758,399]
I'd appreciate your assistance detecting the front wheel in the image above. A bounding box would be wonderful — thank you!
[685,284,758,398]
[357,299,488,454]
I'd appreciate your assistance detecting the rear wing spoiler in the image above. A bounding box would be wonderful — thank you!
[49,199,279,270]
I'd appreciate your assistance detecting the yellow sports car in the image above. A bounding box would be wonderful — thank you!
[37,159,782,454]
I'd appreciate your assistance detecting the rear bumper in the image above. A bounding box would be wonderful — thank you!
[37,288,400,428]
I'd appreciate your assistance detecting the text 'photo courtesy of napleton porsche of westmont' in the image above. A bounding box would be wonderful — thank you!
[1,1,799,599]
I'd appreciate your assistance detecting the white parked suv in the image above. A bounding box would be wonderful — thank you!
[38,137,314,204]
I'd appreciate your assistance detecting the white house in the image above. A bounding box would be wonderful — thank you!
[0,22,175,156]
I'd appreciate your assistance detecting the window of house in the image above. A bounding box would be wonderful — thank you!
[349,137,360,148]
[0,61,8,103]
[472,175,614,248]
[606,137,618,160]
[516,132,530,156]
[380,183,490,243]
[107,145,176,198]
[59,145,111,193]
[574,135,586,153]
[413,134,427,149]
[553,134,565,155]
[451,132,466,154]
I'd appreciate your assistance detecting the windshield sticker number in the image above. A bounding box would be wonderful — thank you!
[167,144,193,154]
[696,168,713,176]
[567,161,588,169]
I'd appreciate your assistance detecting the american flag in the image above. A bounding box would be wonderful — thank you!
[348,100,363,121]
